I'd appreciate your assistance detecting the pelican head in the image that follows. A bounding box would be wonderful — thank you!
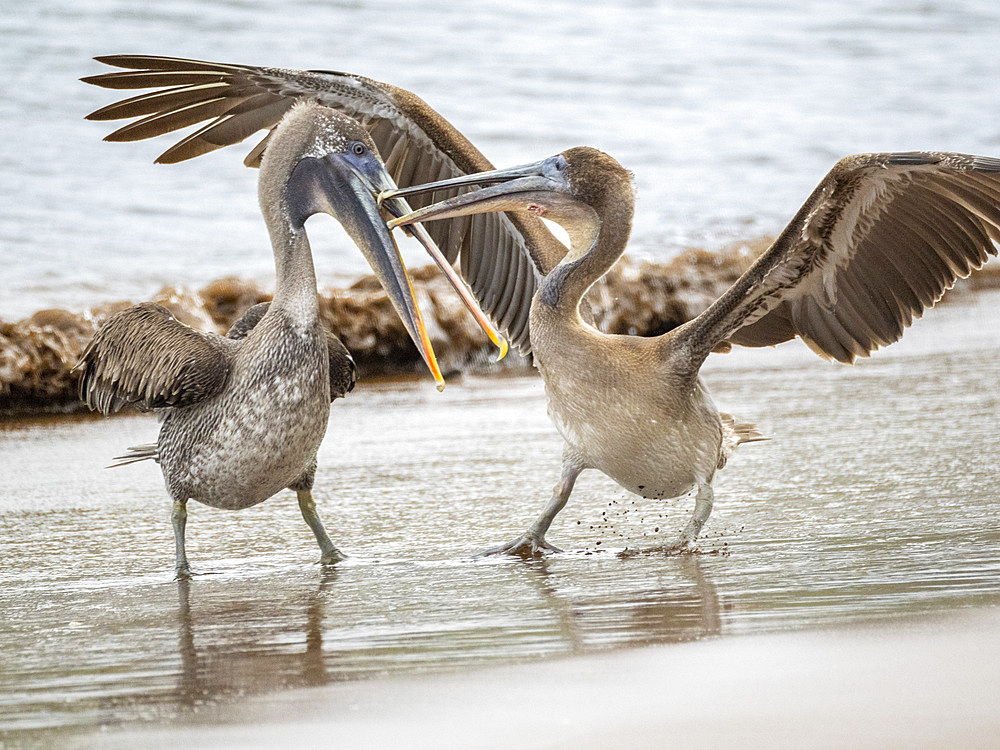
[263,101,444,388]
[382,147,634,254]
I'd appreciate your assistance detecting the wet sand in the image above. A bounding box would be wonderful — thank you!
[2,291,999,747]
[100,608,1000,749]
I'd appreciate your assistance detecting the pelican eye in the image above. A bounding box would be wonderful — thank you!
[350,142,368,156]
[546,154,569,179]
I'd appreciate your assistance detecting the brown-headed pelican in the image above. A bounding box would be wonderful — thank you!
[77,102,450,577]
[385,148,1000,554]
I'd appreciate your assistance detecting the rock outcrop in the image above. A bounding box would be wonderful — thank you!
[4,238,995,416]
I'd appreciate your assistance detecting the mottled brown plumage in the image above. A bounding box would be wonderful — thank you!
[77,302,232,414]
[224,302,356,398]
[76,302,356,416]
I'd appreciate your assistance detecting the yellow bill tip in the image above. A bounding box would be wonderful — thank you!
[494,336,509,362]
[418,321,446,392]
[429,359,446,391]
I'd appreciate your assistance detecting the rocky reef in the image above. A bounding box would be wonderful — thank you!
[2,238,996,416]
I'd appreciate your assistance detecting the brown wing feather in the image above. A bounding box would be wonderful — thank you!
[82,55,567,354]
[76,303,232,414]
[678,152,1000,366]
[86,83,236,121]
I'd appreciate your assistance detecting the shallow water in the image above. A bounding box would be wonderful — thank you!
[3,0,1000,318]
[1,291,998,743]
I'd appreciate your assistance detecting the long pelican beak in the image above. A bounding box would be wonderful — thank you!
[378,158,559,229]
[377,193,508,362]
[340,156,508,362]
[287,153,447,390]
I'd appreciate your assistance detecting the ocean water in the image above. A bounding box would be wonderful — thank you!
[2,0,1000,319]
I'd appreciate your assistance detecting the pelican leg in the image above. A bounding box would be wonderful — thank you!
[172,498,193,580]
[297,490,347,564]
[667,483,714,552]
[481,451,585,558]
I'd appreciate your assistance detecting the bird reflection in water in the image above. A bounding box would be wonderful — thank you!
[169,556,722,716]
[174,569,339,712]
[517,555,723,652]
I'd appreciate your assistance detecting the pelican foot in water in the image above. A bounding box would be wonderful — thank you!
[662,484,715,555]
[479,533,563,559]
[617,538,698,558]
[172,499,193,581]
[319,547,348,565]
[479,454,581,558]
[662,537,694,555]
[297,490,348,566]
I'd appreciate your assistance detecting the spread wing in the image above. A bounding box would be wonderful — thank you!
[677,152,1000,365]
[226,302,356,400]
[82,55,569,353]
[76,302,232,414]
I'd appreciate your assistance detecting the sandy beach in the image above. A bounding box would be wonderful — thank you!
[2,290,998,748]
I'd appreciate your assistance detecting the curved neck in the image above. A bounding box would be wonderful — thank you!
[267,214,319,323]
[537,201,633,318]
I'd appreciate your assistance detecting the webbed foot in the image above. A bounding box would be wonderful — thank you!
[479,533,563,559]
[662,536,693,555]
[320,547,348,565]
[617,538,692,558]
